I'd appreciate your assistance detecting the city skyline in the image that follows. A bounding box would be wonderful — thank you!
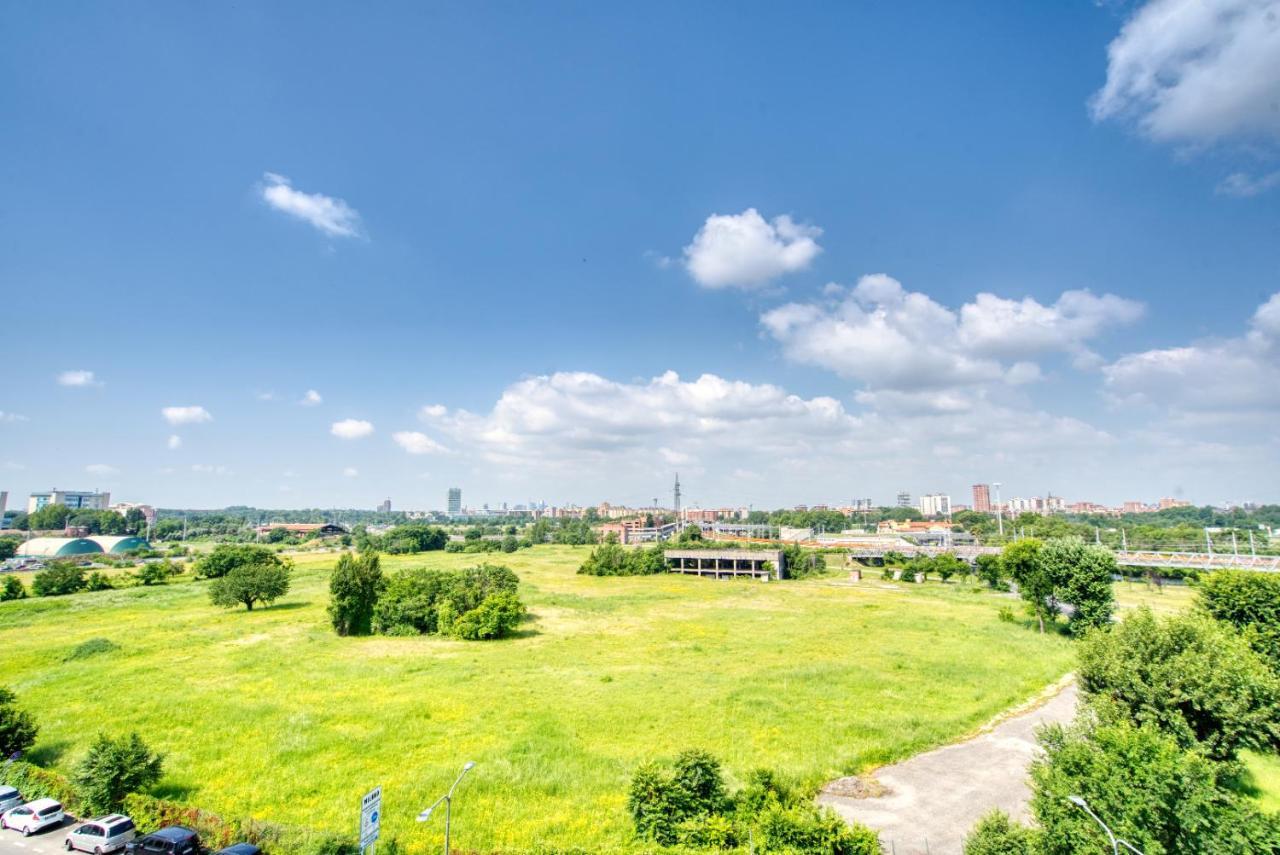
[3,2,1279,508]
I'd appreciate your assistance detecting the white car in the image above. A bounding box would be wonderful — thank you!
[0,787,21,813]
[65,815,136,854]
[2,797,64,836]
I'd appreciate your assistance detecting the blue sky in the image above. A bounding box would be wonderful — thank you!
[2,0,1278,511]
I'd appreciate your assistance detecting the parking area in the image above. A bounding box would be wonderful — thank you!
[0,816,77,855]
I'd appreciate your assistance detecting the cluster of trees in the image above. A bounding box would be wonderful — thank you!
[628,749,878,854]
[988,539,1117,634]
[6,506,149,535]
[964,570,1280,854]
[578,540,667,576]
[9,560,187,600]
[880,552,970,583]
[328,553,525,640]
[196,545,293,611]
[354,523,448,554]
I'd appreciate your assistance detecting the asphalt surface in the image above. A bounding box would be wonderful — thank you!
[818,680,1079,855]
[0,816,79,855]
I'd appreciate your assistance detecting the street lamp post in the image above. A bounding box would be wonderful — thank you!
[418,762,476,855]
[1067,795,1145,855]
[993,482,1003,539]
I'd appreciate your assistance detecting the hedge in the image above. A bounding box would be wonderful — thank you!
[122,794,359,855]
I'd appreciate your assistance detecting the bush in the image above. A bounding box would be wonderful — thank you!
[932,553,966,583]
[1041,540,1115,634]
[1077,608,1280,760]
[0,686,38,757]
[64,638,121,662]
[755,802,879,855]
[209,561,292,611]
[783,544,826,579]
[74,732,164,815]
[134,561,180,586]
[194,544,289,579]
[4,761,78,812]
[121,793,361,855]
[328,551,385,636]
[0,536,18,561]
[450,591,525,640]
[1198,569,1280,672]
[85,571,114,591]
[963,810,1036,855]
[975,553,1005,589]
[0,575,26,600]
[377,524,448,555]
[628,749,728,845]
[578,543,666,577]
[32,563,87,596]
[371,564,522,640]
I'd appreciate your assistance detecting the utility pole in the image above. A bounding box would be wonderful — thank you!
[993,482,1003,539]
[1205,527,1213,555]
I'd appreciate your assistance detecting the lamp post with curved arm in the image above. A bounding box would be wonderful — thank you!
[418,762,476,855]
[1067,795,1145,855]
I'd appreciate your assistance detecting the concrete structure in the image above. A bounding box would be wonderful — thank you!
[918,493,951,517]
[896,491,912,508]
[377,499,392,513]
[665,548,785,580]
[598,519,677,544]
[27,490,111,513]
[971,484,991,513]
[254,523,347,536]
[0,491,7,516]
[447,487,462,516]
[15,537,104,558]
[779,526,814,541]
[89,535,150,554]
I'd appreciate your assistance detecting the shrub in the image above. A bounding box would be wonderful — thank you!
[121,793,361,855]
[450,591,525,640]
[64,638,121,662]
[0,575,26,600]
[85,571,114,591]
[5,761,78,812]
[0,536,18,561]
[932,553,966,583]
[1077,608,1280,760]
[209,561,292,611]
[755,802,878,855]
[783,544,826,579]
[963,810,1036,855]
[628,749,727,845]
[371,564,522,639]
[1198,569,1280,672]
[975,553,1005,589]
[32,563,87,596]
[328,551,385,636]
[0,686,38,757]
[194,545,288,579]
[377,524,448,555]
[134,561,179,586]
[74,732,164,815]
[578,542,666,577]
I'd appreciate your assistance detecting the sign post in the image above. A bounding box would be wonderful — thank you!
[360,786,382,855]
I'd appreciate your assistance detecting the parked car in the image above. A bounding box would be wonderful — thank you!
[214,844,262,855]
[124,827,200,855]
[0,787,22,813]
[2,798,65,836]
[65,815,137,854]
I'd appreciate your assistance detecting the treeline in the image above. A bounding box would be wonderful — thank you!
[6,505,148,534]
[964,569,1280,853]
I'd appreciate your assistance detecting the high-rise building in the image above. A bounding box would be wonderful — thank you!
[972,484,991,513]
[27,490,111,514]
[918,493,951,517]
[447,487,462,516]
[896,491,912,508]
[377,499,392,513]
[0,491,7,517]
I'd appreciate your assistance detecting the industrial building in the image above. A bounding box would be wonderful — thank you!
[665,548,785,581]
[14,535,149,558]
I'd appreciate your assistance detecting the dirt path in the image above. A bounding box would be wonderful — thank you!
[817,679,1078,855]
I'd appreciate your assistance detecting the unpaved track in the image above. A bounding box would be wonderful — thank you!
[818,680,1078,855]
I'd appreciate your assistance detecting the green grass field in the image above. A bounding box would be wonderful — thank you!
[0,548,1118,852]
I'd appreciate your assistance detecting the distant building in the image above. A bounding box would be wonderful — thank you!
[110,502,156,526]
[1159,497,1191,510]
[377,498,392,513]
[254,523,348,537]
[918,493,951,517]
[27,490,111,514]
[447,487,462,516]
[971,484,991,513]
[851,498,873,512]
[896,491,912,508]
[0,491,7,517]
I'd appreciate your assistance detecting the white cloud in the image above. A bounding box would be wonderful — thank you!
[331,418,374,439]
[256,391,277,402]
[419,404,448,419]
[260,172,363,238]
[0,411,28,424]
[343,466,359,477]
[760,275,1142,392]
[191,464,231,475]
[162,405,212,425]
[1216,170,1280,196]
[85,463,119,477]
[167,435,182,450]
[58,370,99,387]
[683,208,822,289]
[1103,291,1280,417]
[1091,0,1280,145]
[393,431,449,455]
[301,389,323,406]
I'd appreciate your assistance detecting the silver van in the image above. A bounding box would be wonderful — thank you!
[65,815,136,853]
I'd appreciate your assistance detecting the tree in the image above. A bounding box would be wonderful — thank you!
[1001,539,1055,632]
[208,561,292,611]
[0,537,18,561]
[73,733,164,815]
[328,551,385,636]
[194,544,287,579]
[629,749,728,845]
[500,534,519,553]
[1077,608,1280,760]
[963,810,1036,855]
[449,591,526,640]
[134,561,179,586]
[975,553,1004,589]
[32,563,87,596]
[0,576,26,601]
[1031,717,1279,855]
[0,686,38,757]
[932,553,966,583]
[123,508,148,535]
[1198,569,1280,672]
[1042,540,1115,634]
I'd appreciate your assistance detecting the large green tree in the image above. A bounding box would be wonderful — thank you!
[208,561,291,611]
[0,686,38,757]
[328,551,385,636]
[1002,539,1056,632]
[1041,540,1115,634]
[73,733,164,815]
[1198,570,1280,672]
[194,544,288,579]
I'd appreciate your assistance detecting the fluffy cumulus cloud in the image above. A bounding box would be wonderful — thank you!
[760,274,1142,392]
[1104,291,1280,419]
[261,173,363,238]
[1091,0,1280,145]
[162,405,212,425]
[57,370,98,387]
[331,418,374,439]
[683,208,822,289]
[1216,170,1280,196]
[392,431,449,455]
[301,389,323,406]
